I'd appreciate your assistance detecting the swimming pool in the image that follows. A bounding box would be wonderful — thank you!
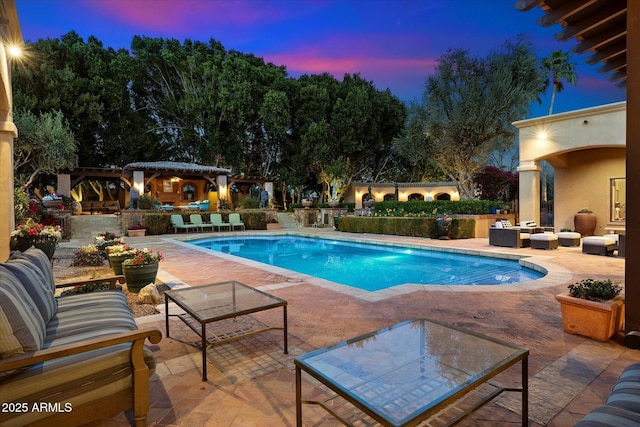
[188,235,544,291]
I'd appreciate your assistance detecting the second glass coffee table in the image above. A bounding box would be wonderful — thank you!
[165,281,288,381]
[295,318,528,426]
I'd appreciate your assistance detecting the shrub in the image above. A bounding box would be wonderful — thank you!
[138,194,161,210]
[144,213,171,235]
[372,200,501,217]
[71,245,105,266]
[568,279,622,301]
[235,210,265,230]
[239,196,260,209]
[337,217,475,239]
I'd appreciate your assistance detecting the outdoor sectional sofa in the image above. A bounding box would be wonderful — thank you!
[574,332,640,426]
[0,247,162,427]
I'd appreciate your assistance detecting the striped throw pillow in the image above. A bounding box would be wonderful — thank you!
[0,265,46,360]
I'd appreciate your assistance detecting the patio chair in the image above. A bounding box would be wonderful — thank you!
[210,213,231,231]
[170,214,198,233]
[190,214,214,232]
[229,213,245,231]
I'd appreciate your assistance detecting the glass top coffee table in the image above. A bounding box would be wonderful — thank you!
[165,281,287,381]
[295,318,528,426]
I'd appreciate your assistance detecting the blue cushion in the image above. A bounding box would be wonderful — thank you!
[574,405,640,426]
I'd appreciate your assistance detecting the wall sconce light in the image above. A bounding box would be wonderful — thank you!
[583,120,589,124]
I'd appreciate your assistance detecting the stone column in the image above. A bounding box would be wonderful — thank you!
[217,175,228,208]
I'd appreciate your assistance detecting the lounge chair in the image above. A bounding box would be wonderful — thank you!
[170,214,198,233]
[190,214,214,232]
[229,213,245,231]
[210,213,231,231]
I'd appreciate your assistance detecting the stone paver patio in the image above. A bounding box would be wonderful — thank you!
[59,229,636,426]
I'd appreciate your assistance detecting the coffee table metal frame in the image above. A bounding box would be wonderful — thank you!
[165,280,288,381]
[295,318,528,426]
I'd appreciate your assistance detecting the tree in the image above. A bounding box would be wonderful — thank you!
[13,109,77,189]
[399,36,544,199]
[12,32,148,167]
[541,50,577,115]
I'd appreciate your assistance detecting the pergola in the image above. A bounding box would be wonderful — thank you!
[516,0,639,331]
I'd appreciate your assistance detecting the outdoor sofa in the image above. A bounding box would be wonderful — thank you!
[489,227,531,248]
[0,247,162,427]
[574,331,640,426]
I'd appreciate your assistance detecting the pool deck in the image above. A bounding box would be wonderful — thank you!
[63,229,636,426]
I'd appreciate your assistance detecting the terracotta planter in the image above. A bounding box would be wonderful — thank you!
[555,293,625,341]
[123,262,159,293]
[302,200,313,208]
[127,229,146,237]
[266,223,281,230]
[574,212,597,236]
[328,201,340,208]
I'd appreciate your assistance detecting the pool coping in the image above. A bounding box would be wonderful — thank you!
[166,230,573,302]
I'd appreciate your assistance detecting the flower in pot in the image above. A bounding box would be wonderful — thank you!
[127,223,146,237]
[94,231,123,258]
[435,213,453,240]
[107,244,137,275]
[266,218,281,230]
[122,248,163,293]
[42,193,64,209]
[555,279,624,342]
[10,218,62,260]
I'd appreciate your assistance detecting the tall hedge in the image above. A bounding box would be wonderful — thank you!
[337,216,475,239]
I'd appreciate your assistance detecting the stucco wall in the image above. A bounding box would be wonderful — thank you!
[554,147,625,234]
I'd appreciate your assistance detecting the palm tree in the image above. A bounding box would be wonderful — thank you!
[541,50,577,115]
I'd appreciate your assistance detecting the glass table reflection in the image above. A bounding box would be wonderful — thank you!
[295,318,528,426]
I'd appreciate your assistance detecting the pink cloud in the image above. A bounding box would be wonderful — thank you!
[81,0,268,32]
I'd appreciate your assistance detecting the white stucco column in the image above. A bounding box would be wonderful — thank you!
[264,181,274,198]
[57,174,71,197]
[517,160,541,224]
[217,175,228,208]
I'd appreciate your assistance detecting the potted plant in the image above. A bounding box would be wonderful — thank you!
[435,213,453,240]
[555,278,624,342]
[266,218,281,230]
[106,244,137,275]
[10,218,62,260]
[42,193,64,209]
[302,197,314,208]
[94,231,123,258]
[127,223,146,237]
[122,248,163,293]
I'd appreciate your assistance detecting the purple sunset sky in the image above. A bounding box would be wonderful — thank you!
[17,0,625,118]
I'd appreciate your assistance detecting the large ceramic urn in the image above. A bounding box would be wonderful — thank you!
[574,210,597,236]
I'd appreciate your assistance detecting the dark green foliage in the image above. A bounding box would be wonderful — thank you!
[337,217,475,239]
[373,200,502,216]
[138,195,161,210]
[239,197,260,209]
[143,213,171,235]
[235,211,264,230]
[568,279,622,301]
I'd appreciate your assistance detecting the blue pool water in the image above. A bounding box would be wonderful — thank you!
[188,236,544,291]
